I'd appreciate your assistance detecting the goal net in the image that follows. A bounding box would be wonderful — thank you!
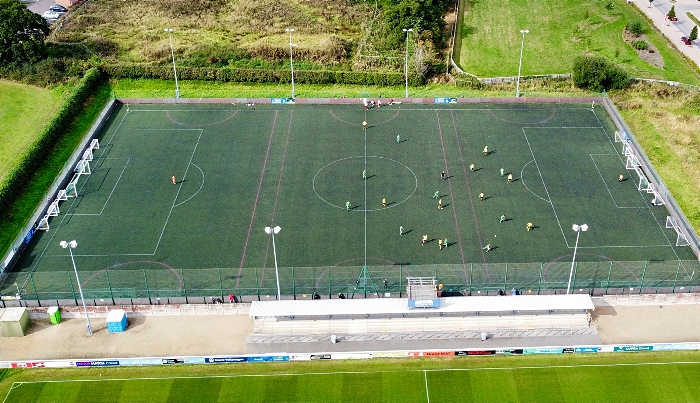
[666,216,690,247]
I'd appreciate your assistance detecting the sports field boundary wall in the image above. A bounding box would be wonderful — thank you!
[12,292,700,320]
[2,340,700,369]
[0,99,118,277]
[601,97,700,261]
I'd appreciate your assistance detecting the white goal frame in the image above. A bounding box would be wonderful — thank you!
[666,216,690,247]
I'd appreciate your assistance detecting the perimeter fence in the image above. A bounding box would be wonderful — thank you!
[2,260,699,306]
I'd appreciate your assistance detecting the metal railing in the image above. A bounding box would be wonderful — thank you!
[2,261,699,306]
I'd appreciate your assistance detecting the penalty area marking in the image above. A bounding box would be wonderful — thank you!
[313,155,417,212]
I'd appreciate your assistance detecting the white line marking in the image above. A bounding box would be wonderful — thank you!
[519,159,550,203]
[173,163,205,208]
[11,360,700,387]
[312,156,417,211]
[522,129,568,247]
[2,382,22,403]
[364,109,368,271]
[152,129,204,254]
[424,370,430,403]
[70,158,130,216]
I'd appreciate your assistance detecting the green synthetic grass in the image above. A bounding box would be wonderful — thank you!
[0,81,62,185]
[5,101,697,300]
[455,0,700,84]
[4,353,700,402]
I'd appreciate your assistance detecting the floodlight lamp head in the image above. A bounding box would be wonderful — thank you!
[580,224,589,232]
[273,226,281,234]
[286,28,295,33]
[60,240,77,249]
[521,29,529,34]
[265,227,272,234]
[164,28,173,32]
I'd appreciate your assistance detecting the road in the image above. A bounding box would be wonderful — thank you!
[637,0,700,68]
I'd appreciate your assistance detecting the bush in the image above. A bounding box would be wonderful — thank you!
[627,19,644,36]
[632,40,649,50]
[572,54,630,92]
[100,64,426,86]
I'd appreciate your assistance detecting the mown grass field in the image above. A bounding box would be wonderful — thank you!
[3,352,700,402]
[0,81,62,185]
[455,0,700,83]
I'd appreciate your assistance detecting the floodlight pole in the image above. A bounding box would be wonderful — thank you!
[60,240,92,336]
[265,226,282,300]
[403,28,413,99]
[515,29,529,98]
[165,28,180,99]
[567,224,588,294]
[286,29,296,99]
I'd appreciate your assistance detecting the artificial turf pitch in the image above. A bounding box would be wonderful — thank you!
[6,359,700,402]
[5,101,698,299]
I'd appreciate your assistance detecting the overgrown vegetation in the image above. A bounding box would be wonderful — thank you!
[572,54,630,91]
[0,69,105,251]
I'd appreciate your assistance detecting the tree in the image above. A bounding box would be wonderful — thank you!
[572,54,630,92]
[0,0,49,68]
[667,6,676,21]
[691,26,698,42]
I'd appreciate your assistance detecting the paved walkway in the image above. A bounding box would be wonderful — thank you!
[3,294,700,360]
[636,0,700,68]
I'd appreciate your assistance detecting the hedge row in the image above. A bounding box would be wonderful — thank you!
[0,68,103,214]
[99,64,426,87]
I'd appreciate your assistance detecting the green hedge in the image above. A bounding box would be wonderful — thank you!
[99,64,426,87]
[0,68,103,214]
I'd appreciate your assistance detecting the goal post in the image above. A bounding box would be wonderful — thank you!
[666,216,690,247]
[37,215,50,231]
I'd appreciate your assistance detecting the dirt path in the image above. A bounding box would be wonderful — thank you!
[594,304,700,344]
[2,297,699,361]
[0,315,253,361]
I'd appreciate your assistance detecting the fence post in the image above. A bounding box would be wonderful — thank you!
[328,266,332,298]
[105,270,115,305]
[672,261,681,293]
[399,265,403,297]
[255,267,260,301]
[68,271,77,305]
[181,269,187,303]
[29,272,39,304]
[468,263,473,296]
[292,267,296,300]
[143,269,151,303]
[218,268,223,299]
[639,261,648,293]
[504,263,508,291]
[537,263,543,295]
[605,261,613,294]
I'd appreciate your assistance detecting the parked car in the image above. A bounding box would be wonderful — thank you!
[681,36,692,45]
[49,4,67,13]
[667,15,678,22]
[42,10,61,20]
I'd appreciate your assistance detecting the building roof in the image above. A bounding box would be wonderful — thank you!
[249,294,594,318]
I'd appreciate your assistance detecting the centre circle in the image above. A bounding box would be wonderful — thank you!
[313,156,417,212]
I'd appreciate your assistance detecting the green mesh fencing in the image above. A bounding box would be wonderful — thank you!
[3,260,700,303]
